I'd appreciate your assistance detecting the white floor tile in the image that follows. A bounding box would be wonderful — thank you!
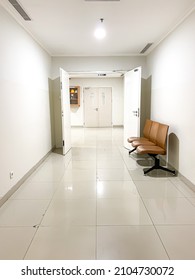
[97,147,122,160]
[1,127,195,260]
[0,227,36,260]
[97,226,169,260]
[10,181,58,200]
[97,198,152,225]
[97,181,140,199]
[187,197,195,207]
[97,168,132,181]
[97,159,126,169]
[53,181,97,200]
[28,161,65,182]
[46,150,72,168]
[0,200,49,226]
[68,160,96,170]
[130,166,175,180]
[170,177,195,197]
[156,225,195,259]
[62,169,96,182]
[41,199,96,226]
[135,179,184,198]
[143,197,195,225]
[25,226,96,260]
[123,158,140,170]
[71,147,96,160]
[129,168,156,181]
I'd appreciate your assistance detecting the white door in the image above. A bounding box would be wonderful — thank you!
[123,67,142,149]
[98,87,112,127]
[83,87,99,127]
[60,68,71,155]
[84,87,112,127]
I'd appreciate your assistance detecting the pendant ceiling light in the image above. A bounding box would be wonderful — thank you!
[94,18,106,40]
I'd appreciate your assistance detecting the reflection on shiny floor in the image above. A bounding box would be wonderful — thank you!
[1,127,195,260]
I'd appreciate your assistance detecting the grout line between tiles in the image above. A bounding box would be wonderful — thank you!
[22,158,68,260]
[132,187,171,260]
[95,128,98,260]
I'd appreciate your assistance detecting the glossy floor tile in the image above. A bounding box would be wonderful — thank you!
[188,197,195,206]
[97,226,169,260]
[0,227,36,260]
[134,179,185,198]
[25,226,96,260]
[170,177,195,197]
[41,199,96,226]
[143,197,195,225]
[97,197,152,225]
[1,127,195,260]
[10,181,59,200]
[62,169,96,182]
[67,160,96,170]
[156,225,195,259]
[0,199,49,226]
[97,168,132,181]
[96,181,139,199]
[53,181,97,200]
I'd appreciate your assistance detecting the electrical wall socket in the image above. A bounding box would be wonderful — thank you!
[10,171,14,179]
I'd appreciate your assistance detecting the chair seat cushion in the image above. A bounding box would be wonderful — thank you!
[127,137,148,143]
[137,145,166,155]
[132,139,155,148]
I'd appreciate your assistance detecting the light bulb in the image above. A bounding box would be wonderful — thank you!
[94,27,106,39]
[94,18,106,40]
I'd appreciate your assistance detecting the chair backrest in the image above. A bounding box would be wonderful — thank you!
[143,119,153,138]
[156,123,169,149]
[148,121,159,143]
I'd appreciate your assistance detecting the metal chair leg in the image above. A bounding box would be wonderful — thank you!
[129,147,136,155]
[144,155,176,175]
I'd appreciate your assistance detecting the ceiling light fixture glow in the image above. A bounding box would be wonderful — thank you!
[94,18,106,40]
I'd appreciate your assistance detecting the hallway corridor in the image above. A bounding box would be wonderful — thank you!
[0,127,195,260]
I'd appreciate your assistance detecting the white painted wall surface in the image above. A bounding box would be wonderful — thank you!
[51,52,147,128]
[69,78,124,126]
[51,56,147,79]
[0,6,52,198]
[147,10,195,184]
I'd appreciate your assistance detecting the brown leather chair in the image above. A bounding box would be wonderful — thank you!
[136,123,175,175]
[127,119,152,154]
[131,121,159,149]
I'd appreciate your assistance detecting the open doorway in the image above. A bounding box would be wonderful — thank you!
[49,68,71,155]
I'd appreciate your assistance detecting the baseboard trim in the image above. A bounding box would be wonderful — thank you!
[0,150,52,208]
[159,155,195,192]
[178,173,195,192]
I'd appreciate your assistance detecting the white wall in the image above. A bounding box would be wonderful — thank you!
[51,56,147,79]
[0,6,52,199]
[51,56,147,127]
[147,10,195,185]
[69,78,124,126]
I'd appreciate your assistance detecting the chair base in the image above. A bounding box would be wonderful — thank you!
[129,147,136,155]
[144,154,176,175]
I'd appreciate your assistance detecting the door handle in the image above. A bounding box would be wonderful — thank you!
[95,108,98,111]
[132,109,139,117]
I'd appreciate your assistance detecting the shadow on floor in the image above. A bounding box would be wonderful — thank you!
[53,148,63,155]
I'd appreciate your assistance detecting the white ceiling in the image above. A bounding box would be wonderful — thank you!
[1,0,195,56]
